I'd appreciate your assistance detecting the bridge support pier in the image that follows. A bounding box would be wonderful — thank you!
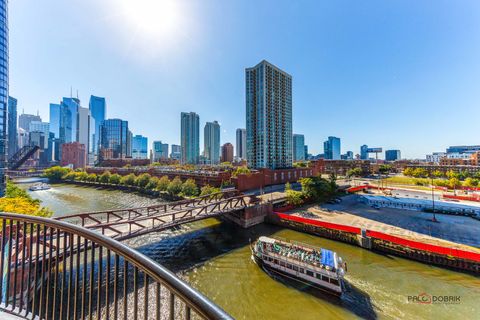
[224,203,272,228]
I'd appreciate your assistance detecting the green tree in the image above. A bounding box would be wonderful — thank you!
[76,171,88,181]
[200,184,221,196]
[379,164,392,174]
[403,167,414,176]
[463,177,478,188]
[109,173,122,185]
[135,173,151,189]
[181,179,199,197]
[86,173,97,182]
[43,166,72,181]
[446,170,458,179]
[432,170,443,178]
[299,176,333,201]
[157,176,170,191]
[448,177,461,189]
[62,171,78,181]
[346,167,363,178]
[120,173,136,186]
[232,166,251,177]
[145,176,159,190]
[286,190,304,206]
[98,171,111,184]
[167,177,183,195]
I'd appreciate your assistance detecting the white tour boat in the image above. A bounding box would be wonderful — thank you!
[28,182,51,191]
[251,236,347,296]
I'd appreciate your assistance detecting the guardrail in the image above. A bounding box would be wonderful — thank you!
[0,212,233,320]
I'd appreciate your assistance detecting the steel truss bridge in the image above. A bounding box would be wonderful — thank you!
[56,191,258,240]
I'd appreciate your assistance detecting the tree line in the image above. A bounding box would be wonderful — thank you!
[43,166,221,198]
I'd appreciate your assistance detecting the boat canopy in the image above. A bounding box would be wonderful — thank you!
[321,248,335,268]
[258,236,276,244]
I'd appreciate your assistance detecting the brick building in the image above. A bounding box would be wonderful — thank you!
[221,143,234,163]
[61,142,86,169]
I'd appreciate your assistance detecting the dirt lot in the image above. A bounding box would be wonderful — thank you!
[288,195,480,253]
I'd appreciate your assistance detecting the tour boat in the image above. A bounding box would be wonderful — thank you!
[251,236,346,296]
[29,182,51,191]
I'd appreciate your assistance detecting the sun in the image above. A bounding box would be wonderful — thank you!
[118,0,182,41]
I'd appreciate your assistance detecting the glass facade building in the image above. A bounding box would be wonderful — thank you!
[61,97,80,144]
[99,119,129,159]
[292,134,305,162]
[180,112,199,164]
[0,0,8,195]
[246,60,293,169]
[236,128,246,160]
[132,134,148,159]
[18,113,41,132]
[152,140,168,161]
[7,96,17,156]
[89,95,106,155]
[385,149,401,161]
[324,136,341,160]
[204,121,220,165]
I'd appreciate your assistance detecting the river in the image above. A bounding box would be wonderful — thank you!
[18,180,480,320]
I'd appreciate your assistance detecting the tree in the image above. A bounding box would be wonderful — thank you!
[299,176,333,201]
[232,166,251,177]
[43,166,72,181]
[286,190,303,206]
[157,176,170,191]
[446,170,458,179]
[167,177,183,195]
[463,177,478,188]
[432,170,443,178]
[62,171,78,181]
[109,174,121,185]
[76,171,88,181]
[403,168,414,176]
[145,177,159,190]
[120,173,136,186]
[135,173,151,189]
[86,173,98,182]
[200,185,221,196]
[285,182,292,191]
[346,167,363,178]
[99,171,111,184]
[448,177,461,189]
[379,164,392,174]
[181,179,199,197]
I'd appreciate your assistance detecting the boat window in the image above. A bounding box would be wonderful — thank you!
[315,273,322,279]
[322,275,329,282]
[292,265,298,271]
[306,270,314,277]
[279,261,285,267]
[299,268,304,273]
[274,259,278,264]
[330,278,339,286]
[286,264,292,269]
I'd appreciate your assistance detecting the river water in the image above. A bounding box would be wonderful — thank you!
[19,180,480,320]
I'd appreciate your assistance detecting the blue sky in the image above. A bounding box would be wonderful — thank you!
[9,0,480,159]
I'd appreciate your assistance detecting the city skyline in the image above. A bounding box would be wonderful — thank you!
[8,1,480,159]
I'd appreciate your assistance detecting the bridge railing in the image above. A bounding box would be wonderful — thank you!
[0,212,233,320]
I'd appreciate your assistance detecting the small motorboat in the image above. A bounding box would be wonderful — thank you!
[29,183,51,191]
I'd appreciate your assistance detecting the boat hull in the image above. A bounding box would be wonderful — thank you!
[252,253,343,297]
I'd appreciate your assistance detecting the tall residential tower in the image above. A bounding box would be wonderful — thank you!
[236,128,246,160]
[180,112,199,164]
[204,121,220,165]
[246,60,293,169]
[0,0,8,195]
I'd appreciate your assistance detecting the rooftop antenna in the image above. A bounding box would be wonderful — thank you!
[76,89,79,100]
[70,86,73,98]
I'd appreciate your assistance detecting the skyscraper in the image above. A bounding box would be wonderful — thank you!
[180,112,199,164]
[152,141,169,161]
[18,113,41,132]
[246,60,293,169]
[236,128,246,160]
[29,121,49,149]
[170,144,181,161]
[292,134,305,162]
[99,119,129,160]
[221,143,234,163]
[7,96,18,157]
[61,97,80,143]
[204,121,220,165]
[0,0,7,195]
[132,135,148,159]
[324,136,341,160]
[77,107,91,154]
[89,95,106,155]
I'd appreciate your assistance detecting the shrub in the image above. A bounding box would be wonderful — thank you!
[135,173,151,189]
[145,177,159,190]
[109,174,121,185]
[181,179,199,197]
[167,177,183,195]
[43,166,72,181]
[120,173,136,186]
[157,176,170,191]
[86,173,98,182]
[286,190,304,206]
[200,185,221,196]
[99,171,111,184]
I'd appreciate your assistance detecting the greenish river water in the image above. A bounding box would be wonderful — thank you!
[19,180,480,320]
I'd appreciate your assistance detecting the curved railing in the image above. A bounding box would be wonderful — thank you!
[0,212,233,320]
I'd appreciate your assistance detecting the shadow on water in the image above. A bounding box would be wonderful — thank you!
[262,266,377,320]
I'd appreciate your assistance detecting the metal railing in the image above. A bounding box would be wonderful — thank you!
[0,212,233,320]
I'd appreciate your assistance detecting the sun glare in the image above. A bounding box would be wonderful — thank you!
[118,0,182,42]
